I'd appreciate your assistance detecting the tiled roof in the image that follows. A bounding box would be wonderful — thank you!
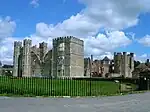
[102,56,110,61]
[135,63,148,69]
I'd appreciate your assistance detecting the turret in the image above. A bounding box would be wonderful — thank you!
[130,53,134,77]
[123,52,128,77]
[39,42,48,62]
[13,41,22,77]
[22,39,32,77]
[114,52,122,73]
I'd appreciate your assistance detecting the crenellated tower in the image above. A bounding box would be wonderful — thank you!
[52,36,84,78]
[39,42,48,62]
[22,39,32,77]
[123,52,128,77]
[113,52,134,78]
[129,53,134,77]
[13,41,22,77]
[39,42,48,75]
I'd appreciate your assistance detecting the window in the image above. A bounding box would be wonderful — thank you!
[57,56,64,65]
[58,43,65,51]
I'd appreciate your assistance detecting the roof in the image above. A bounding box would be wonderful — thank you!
[135,63,148,69]
[102,56,110,61]
[146,63,150,68]
[142,68,150,72]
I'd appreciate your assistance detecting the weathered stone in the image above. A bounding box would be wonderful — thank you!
[13,36,84,78]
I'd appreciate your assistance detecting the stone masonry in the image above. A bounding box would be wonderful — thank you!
[12,36,135,78]
[113,52,134,78]
[84,52,134,78]
[84,55,112,78]
[52,36,84,78]
[13,36,84,78]
[13,39,52,77]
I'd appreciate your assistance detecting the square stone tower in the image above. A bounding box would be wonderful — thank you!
[114,52,134,78]
[22,39,32,77]
[52,36,84,78]
[13,41,22,77]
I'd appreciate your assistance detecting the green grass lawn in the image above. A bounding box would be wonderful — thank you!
[0,76,132,97]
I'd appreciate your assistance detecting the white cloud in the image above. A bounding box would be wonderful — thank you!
[0,35,53,65]
[134,53,149,62]
[35,0,150,37]
[33,0,150,58]
[83,31,131,56]
[0,16,16,44]
[138,35,150,46]
[30,0,39,8]
[0,37,19,65]
[2,0,150,64]
[140,53,148,58]
[0,17,16,64]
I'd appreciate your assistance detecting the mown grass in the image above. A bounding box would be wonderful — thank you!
[0,76,128,97]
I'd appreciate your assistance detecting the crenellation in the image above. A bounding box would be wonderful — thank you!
[130,52,134,57]
[13,41,22,77]
[113,52,134,78]
[14,41,22,47]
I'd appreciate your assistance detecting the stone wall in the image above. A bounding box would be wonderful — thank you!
[114,52,134,78]
[52,36,84,78]
[13,39,52,78]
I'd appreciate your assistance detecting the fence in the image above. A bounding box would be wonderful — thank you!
[0,76,137,97]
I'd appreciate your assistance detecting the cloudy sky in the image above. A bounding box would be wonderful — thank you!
[0,0,150,65]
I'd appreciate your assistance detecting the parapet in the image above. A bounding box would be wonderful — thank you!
[23,39,32,46]
[53,36,72,41]
[31,45,37,51]
[14,41,22,47]
[130,52,134,57]
[39,42,48,48]
[123,52,127,55]
[117,52,122,55]
[53,36,83,45]
[70,36,84,45]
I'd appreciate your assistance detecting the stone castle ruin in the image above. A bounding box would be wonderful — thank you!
[12,36,134,78]
[84,52,134,78]
[13,36,84,78]
[113,52,134,78]
[84,55,111,77]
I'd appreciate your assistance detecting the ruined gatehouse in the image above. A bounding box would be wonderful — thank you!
[13,36,84,78]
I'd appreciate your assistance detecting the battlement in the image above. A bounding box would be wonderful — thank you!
[23,39,32,46]
[31,45,37,51]
[123,52,127,55]
[117,52,122,55]
[14,41,22,47]
[70,36,83,45]
[114,52,134,57]
[39,42,48,48]
[53,36,73,41]
[130,52,134,57]
[32,45,37,48]
[53,36,83,45]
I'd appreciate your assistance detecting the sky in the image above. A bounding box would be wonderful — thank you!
[1,0,150,65]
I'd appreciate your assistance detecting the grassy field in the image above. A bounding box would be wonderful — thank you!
[0,76,135,96]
